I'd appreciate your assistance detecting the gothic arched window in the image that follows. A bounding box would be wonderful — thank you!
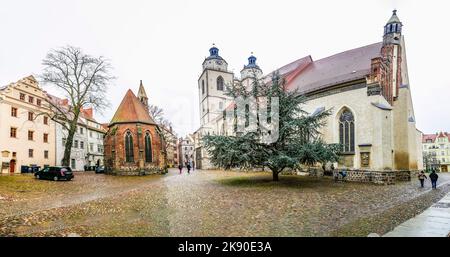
[125,131,134,163]
[144,132,152,163]
[339,109,355,153]
[202,80,205,94]
[217,76,224,91]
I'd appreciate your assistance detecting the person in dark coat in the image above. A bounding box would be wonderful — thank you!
[178,164,183,174]
[418,171,427,188]
[429,170,439,189]
[186,163,191,174]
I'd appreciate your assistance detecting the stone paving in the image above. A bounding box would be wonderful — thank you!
[1,169,450,236]
[383,189,450,237]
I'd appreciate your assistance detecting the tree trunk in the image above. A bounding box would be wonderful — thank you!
[61,120,78,167]
[272,171,279,181]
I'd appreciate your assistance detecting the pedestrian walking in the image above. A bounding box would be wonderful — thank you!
[192,161,195,171]
[187,163,191,174]
[429,170,439,189]
[418,171,427,188]
[178,164,183,174]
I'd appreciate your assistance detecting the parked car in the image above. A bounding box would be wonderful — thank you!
[95,166,105,174]
[34,166,74,181]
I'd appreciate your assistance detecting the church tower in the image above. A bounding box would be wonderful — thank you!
[381,9,403,104]
[240,53,263,91]
[137,80,149,110]
[198,44,233,126]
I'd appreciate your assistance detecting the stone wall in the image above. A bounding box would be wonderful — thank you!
[313,169,420,185]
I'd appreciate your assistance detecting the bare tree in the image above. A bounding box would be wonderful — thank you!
[148,104,164,124]
[40,46,114,166]
[149,104,173,128]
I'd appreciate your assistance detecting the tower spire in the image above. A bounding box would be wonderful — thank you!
[137,80,148,109]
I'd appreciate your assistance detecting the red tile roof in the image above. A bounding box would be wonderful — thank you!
[110,89,156,126]
[218,42,383,120]
[285,42,382,93]
[423,132,450,143]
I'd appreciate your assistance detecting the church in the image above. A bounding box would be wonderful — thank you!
[103,81,167,175]
[193,10,423,173]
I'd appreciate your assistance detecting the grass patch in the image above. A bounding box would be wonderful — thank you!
[0,174,51,193]
[216,173,333,189]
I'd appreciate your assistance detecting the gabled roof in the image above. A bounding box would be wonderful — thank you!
[285,42,382,94]
[110,89,156,126]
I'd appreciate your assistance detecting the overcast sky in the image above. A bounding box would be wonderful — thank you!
[1,0,449,137]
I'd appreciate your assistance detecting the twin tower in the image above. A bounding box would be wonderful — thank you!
[198,45,262,126]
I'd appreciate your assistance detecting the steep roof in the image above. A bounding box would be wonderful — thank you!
[110,89,156,126]
[286,42,382,94]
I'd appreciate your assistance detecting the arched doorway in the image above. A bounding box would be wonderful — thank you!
[9,159,16,173]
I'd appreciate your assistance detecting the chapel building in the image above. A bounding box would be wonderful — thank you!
[103,81,167,175]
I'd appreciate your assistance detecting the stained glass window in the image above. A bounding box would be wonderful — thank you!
[125,131,134,163]
[145,132,152,163]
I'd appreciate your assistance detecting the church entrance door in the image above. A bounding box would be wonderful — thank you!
[9,160,16,173]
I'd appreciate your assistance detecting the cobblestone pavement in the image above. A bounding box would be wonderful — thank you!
[1,169,449,236]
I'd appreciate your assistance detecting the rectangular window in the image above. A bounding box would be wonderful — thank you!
[97,145,101,153]
[90,143,94,152]
[28,130,34,141]
[74,140,78,148]
[44,150,49,159]
[36,99,41,106]
[29,149,34,158]
[44,116,48,125]
[28,96,34,104]
[11,107,17,117]
[28,112,33,121]
[71,159,76,169]
[10,127,17,138]
[20,93,25,101]
[80,127,84,134]
[89,131,93,137]
[43,133,48,143]
[80,141,84,149]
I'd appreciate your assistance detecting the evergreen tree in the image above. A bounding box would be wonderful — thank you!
[202,73,341,181]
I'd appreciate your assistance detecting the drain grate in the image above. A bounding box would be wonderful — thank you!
[432,202,450,208]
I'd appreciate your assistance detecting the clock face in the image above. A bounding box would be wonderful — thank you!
[216,60,223,65]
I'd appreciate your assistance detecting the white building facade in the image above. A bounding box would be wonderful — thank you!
[54,107,106,171]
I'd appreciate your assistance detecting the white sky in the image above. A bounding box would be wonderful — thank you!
[1,0,449,137]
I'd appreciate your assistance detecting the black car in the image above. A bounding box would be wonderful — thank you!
[34,166,74,181]
[95,166,105,174]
